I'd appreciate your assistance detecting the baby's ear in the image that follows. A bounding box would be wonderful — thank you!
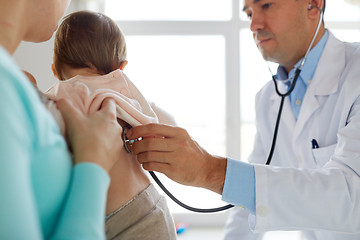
[119,60,128,70]
[51,64,59,79]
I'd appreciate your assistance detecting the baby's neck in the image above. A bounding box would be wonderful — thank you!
[63,67,101,79]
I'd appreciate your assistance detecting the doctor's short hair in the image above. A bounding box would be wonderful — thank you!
[53,11,127,80]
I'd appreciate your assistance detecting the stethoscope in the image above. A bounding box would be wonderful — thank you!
[122,6,324,213]
[265,5,323,165]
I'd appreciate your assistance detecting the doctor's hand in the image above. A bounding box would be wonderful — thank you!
[57,98,122,173]
[126,124,227,195]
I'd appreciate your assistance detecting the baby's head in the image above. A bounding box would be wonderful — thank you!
[52,11,127,80]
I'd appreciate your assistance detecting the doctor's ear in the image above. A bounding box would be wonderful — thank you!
[307,0,324,12]
[307,0,324,21]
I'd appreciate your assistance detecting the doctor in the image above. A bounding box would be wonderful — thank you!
[126,0,360,239]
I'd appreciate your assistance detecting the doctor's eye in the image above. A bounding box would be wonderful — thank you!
[261,2,273,10]
[244,11,253,20]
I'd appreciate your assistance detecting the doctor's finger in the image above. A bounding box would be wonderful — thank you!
[127,124,188,140]
[130,137,175,155]
[139,151,203,187]
[142,161,171,174]
[137,150,177,165]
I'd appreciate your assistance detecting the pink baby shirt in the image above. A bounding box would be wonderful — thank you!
[45,69,175,134]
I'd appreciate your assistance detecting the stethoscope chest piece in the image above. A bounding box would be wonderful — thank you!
[122,127,133,153]
[122,127,142,153]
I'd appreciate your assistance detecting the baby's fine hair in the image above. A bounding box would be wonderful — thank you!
[53,11,127,80]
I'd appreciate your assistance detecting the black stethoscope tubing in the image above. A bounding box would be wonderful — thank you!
[266,68,301,165]
[123,8,322,213]
[122,66,303,213]
[149,70,302,213]
[135,61,303,213]
[122,129,235,213]
[122,68,301,213]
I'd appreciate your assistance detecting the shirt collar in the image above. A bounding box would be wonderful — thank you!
[276,30,329,86]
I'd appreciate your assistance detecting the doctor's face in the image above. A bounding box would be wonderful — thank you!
[243,0,313,71]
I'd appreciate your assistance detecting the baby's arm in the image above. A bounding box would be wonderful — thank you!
[150,102,177,126]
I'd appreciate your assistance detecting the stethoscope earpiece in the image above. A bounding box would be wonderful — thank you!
[308,4,323,12]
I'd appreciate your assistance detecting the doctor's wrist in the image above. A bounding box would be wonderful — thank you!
[204,156,227,195]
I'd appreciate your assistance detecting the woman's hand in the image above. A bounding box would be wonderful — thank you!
[126,124,227,194]
[56,98,122,173]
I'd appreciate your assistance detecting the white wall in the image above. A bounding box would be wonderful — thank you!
[14,38,56,91]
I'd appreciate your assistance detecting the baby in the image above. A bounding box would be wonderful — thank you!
[45,11,177,240]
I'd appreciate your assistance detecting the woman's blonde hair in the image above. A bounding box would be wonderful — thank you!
[53,11,127,80]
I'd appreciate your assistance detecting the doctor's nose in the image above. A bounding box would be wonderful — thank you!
[249,12,265,33]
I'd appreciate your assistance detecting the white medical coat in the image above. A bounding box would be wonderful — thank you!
[224,31,360,240]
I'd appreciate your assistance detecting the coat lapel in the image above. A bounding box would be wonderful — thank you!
[293,32,345,140]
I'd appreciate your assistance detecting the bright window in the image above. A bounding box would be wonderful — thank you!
[122,36,228,212]
[326,0,360,21]
[124,36,226,157]
[105,0,232,21]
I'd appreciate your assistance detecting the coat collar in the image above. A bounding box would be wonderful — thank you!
[310,31,345,96]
